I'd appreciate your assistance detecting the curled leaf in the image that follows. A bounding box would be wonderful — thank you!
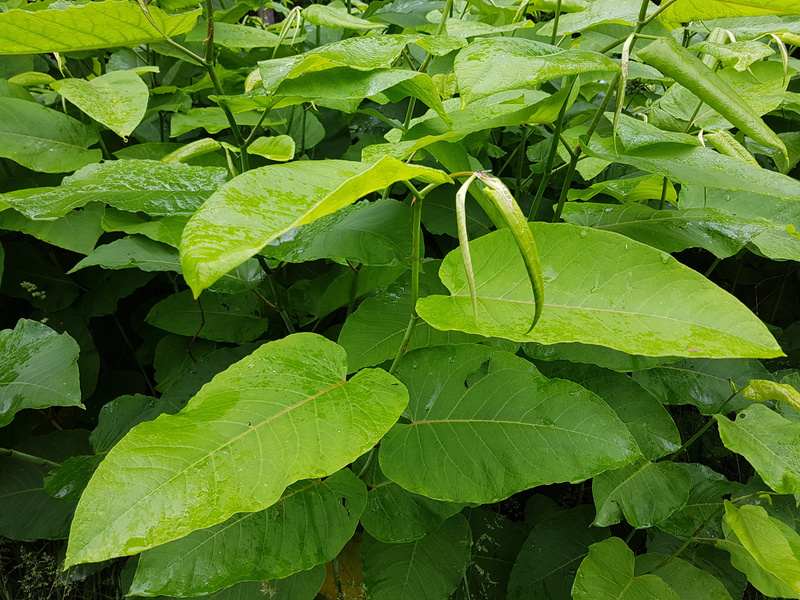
[455,173,480,320]
[742,379,800,411]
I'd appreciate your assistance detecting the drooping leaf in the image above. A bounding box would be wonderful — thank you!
[0,0,200,55]
[0,97,101,173]
[716,404,800,495]
[303,4,385,30]
[0,159,227,219]
[508,505,609,600]
[524,342,673,372]
[0,319,82,428]
[52,70,149,138]
[572,537,680,600]
[592,461,692,529]
[637,36,785,154]
[180,157,449,296]
[0,205,103,255]
[416,224,782,358]
[567,174,678,204]
[65,333,407,567]
[454,38,617,104]
[635,554,733,600]
[69,236,180,274]
[101,209,188,248]
[145,289,268,343]
[129,469,367,597]
[380,345,638,503]
[362,514,472,600]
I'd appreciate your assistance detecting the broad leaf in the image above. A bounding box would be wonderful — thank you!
[664,0,800,22]
[180,157,449,296]
[592,461,692,528]
[508,505,608,600]
[0,319,81,428]
[635,554,733,600]
[0,159,227,219]
[303,4,385,30]
[129,469,366,597]
[69,236,179,273]
[65,333,408,566]
[416,224,781,358]
[90,394,172,453]
[540,0,651,35]
[362,514,472,600]
[0,205,103,255]
[380,345,638,503]
[716,404,800,495]
[0,0,200,54]
[454,38,617,104]
[0,97,100,173]
[572,537,680,600]
[247,135,295,162]
[145,289,268,343]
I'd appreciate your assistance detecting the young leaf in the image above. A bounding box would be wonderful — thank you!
[573,537,680,600]
[380,345,638,503]
[52,70,148,138]
[362,515,472,600]
[303,4,386,30]
[129,469,366,597]
[716,404,800,495]
[416,224,782,359]
[247,135,295,162]
[180,157,450,296]
[638,36,786,155]
[0,97,101,173]
[0,0,200,55]
[0,319,82,427]
[65,333,408,567]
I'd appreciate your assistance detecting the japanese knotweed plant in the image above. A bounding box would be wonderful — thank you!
[1,0,800,598]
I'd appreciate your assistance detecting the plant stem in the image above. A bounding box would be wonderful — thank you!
[599,0,681,54]
[550,0,562,45]
[664,389,739,460]
[0,448,60,468]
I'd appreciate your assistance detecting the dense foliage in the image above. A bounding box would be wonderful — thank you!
[2,0,800,598]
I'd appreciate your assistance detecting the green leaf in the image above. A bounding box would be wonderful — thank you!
[592,461,692,528]
[454,38,618,104]
[0,159,227,219]
[129,469,367,597]
[572,537,680,600]
[716,404,800,495]
[508,505,608,600]
[362,514,472,600]
[0,319,81,428]
[663,0,800,22]
[562,202,800,261]
[170,107,282,137]
[742,378,800,411]
[633,359,769,415]
[540,0,651,35]
[52,70,148,138]
[0,205,103,255]
[0,0,200,55]
[303,4,386,30]
[65,333,407,567]
[145,289,268,343]
[537,362,680,460]
[180,157,449,296]
[524,342,673,372]
[69,236,179,274]
[721,501,800,597]
[0,97,101,173]
[43,454,102,503]
[101,209,187,248]
[416,224,782,359]
[567,174,678,204]
[247,135,295,162]
[637,36,785,154]
[380,345,638,503]
[635,554,733,600]
[361,472,463,543]
[689,40,774,72]
[90,394,172,453]
[185,21,291,49]
[263,565,326,600]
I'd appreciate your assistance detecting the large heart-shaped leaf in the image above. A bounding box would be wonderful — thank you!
[65,333,408,567]
[416,224,781,358]
[0,319,81,428]
[52,70,149,138]
[0,0,200,55]
[379,345,638,503]
[180,157,450,296]
[129,469,367,597]
[0,97,100,173]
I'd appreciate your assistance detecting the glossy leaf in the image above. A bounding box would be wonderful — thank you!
[247,135,295,162]
[663,0,800,22]
[380,345,638,503]
[540,0,650,35]
[90,394,172,453]
[52,70,148,138]
[0,159,227,219]
[362,514,472,600]
[0,0,200,55]
[416,224,782,358]
[0,97,100,173]
[180,157,449,296]
[0,205,103,255]
[69,236,179,274]
[454,38,617,104]
[65,333,408,567]
[716,404,800,495]
[572,537,680,600]
[303,4,385,30]
[129,469,367,597]
[635,554,733,600]
[0,319,81,428]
